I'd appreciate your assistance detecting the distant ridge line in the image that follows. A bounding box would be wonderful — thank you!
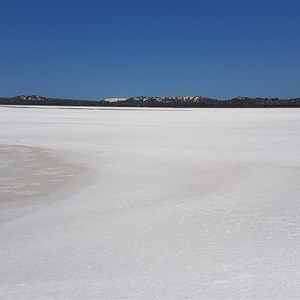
[1,95,300,108]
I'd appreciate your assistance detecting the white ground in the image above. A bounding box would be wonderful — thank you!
[0,106,300,299]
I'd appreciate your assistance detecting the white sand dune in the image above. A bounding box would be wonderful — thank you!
[0,106,300,299]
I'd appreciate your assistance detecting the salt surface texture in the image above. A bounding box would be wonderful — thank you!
[0,106,300,299]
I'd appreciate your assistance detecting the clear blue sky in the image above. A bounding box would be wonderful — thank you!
[1,0,300,100]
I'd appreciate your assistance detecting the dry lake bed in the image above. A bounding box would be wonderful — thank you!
[0,106,300,299]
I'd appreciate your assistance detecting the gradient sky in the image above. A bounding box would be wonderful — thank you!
[1,0,300,100]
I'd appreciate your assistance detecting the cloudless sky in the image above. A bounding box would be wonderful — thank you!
[1,0,300,100]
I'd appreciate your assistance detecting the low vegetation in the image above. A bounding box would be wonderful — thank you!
[1,95,300,107]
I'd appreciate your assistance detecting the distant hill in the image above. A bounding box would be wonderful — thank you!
[1,95,300,108]
[104,96,300,108]
[0,95,101,106]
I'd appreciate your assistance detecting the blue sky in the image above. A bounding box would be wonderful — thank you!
[1,0,300,100]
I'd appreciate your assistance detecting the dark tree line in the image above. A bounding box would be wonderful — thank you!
[1,95,300,108]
